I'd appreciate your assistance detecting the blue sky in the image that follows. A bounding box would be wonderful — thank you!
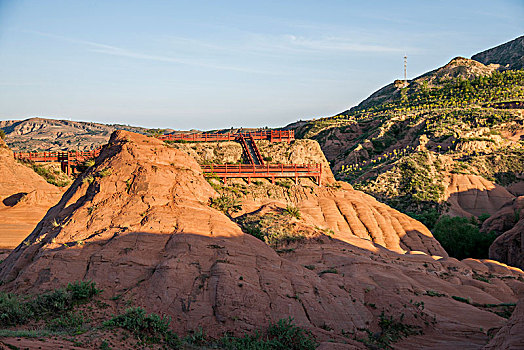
[0,0,522,130]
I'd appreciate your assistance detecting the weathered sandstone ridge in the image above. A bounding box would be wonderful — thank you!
[173,138,442,255]
[0,138,63,249]
[1,131,524,348]
[444,174,515,217]
[485,196,524,270]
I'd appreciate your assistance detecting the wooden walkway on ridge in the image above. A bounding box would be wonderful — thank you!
[13,130,322,185]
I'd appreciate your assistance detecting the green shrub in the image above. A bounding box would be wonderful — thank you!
[104,307,180,346]
[46,311,87,333]
[283,205,301,219]
[276,180,291,189]
[406,208,440,230]
[29,163,71,187]
[0,292,32,326]
[31,288,73,315]
[66,280,102,301]
[0,281,100,327]
[0,129,5,140]
[242,224,266,241]
[424,290,445,297]
[266,317,316,350]
[210,194,242,216]
[452,296,470,304]
[265,231,305,247]
[83,174,95,184]
[98,168,112,177]
[432,216,497,260]
[218,318,317,350]
[184,327,206,346]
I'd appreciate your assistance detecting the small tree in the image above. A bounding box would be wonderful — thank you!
[432,216,496,260]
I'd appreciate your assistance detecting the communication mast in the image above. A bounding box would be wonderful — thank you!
[404,55,407,83]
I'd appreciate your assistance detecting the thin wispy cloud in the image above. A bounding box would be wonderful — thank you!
[282,35,403,53]
[24,30,275,75]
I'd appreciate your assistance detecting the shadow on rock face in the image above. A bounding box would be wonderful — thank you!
[2,192,28,207]
[1,229,523,348]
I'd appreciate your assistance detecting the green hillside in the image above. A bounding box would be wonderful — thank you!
[289,58,524,230]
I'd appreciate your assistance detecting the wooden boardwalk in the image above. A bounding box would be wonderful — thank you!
[13,149,101,175]
[158,130,295,143]
[13,130,322,184]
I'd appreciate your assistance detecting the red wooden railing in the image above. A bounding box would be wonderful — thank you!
[158,130,294,143]
[238,134,255,164]
[202,163,322,185]
[12,129,323,185]
[13,149,101,175]
[13,149,101,163]
[248,134,265,165]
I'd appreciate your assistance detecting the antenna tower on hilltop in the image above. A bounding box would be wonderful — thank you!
[404,55,407,84]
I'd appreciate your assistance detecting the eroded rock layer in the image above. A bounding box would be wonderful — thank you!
[444,174,515,217]
[1,131,523,348]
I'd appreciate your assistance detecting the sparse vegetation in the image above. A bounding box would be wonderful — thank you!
[452,296,471,304]
[424,290,445,297]
[21,161,71,187]
[218,317,316,350]
[359,311,422,349]
[237,211,306,247]
[83,174,95,184]
[0,281,101,328]
[103,307,180,347]
[319,268,338,275]
[98,167,112,177]
[210,194,242,216]
[283,204,301,219]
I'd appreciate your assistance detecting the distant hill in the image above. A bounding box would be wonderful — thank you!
[0,118,173,151]
[0,118,274,152]
[286,36,524,229]
[351,56,500,111]
[472,35,524,70]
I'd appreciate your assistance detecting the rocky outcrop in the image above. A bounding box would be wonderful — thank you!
[443,174,515,217]
[0,138,63,248]
[486,196,524,269]
[472,35,524,70]
[1,131,523,348]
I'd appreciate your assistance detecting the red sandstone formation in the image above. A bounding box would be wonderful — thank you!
[443,174,515,217]
[1,131,522,348]
[485,196,524,270]
[0,138,63,249]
